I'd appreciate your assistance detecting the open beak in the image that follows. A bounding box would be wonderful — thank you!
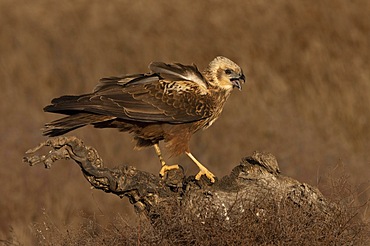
[231,73,246,90]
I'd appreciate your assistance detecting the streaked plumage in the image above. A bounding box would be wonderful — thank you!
[43,56,245,182]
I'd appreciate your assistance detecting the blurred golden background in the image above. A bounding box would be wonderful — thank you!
[1,0,369,244]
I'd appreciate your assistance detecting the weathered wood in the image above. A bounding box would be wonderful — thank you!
[23,136,334,224]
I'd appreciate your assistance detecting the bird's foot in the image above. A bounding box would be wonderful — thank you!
[195,167,216,183]
[159,164,180,177]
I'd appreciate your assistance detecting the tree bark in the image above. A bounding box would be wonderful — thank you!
[23,136,335,224]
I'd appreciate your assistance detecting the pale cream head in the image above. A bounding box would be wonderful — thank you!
[204,56,245,91]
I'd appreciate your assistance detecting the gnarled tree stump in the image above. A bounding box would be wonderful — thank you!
[23,136,335,226]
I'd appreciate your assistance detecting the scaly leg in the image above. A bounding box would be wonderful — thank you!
[154,144,179,177]
[185,152,216,183]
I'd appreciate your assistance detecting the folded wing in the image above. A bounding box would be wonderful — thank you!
[44,63,214,124]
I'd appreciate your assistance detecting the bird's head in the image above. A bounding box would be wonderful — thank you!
[204,56,246,91]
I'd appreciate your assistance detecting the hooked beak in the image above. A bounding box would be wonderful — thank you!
[231,73,246,90]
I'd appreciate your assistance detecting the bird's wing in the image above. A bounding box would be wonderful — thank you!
[149,61,209,90]
[45,64,214,123]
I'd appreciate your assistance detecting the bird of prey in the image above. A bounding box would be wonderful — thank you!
[43,56,245,183]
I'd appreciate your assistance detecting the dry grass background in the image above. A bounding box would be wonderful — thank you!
[1,0,369,244]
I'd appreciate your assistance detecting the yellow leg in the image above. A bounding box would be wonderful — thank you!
[154,144,179,177]
[185,152,216,183]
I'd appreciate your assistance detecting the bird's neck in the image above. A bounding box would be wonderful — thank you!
[209,86,233,100]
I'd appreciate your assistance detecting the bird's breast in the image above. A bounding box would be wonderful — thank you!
[201,90,230,129]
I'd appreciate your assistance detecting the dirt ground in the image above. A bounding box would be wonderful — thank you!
[1,0,369,244]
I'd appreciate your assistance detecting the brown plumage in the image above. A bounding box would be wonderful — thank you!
[43,56,245,182]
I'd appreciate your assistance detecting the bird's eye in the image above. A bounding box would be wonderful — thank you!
[225,69,232,75]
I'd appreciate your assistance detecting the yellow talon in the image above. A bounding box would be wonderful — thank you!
[195,167,216,183]
[154,144,180,177]
[154,144,216,182]
[186,151,216,183]
[159,164,180,177]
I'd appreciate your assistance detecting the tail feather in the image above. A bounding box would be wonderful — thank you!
[44,95,89,114]
[43,113,115,136]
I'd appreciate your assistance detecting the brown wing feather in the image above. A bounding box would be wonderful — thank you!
[149,62,208,89]
[124,80,213,122]
[44,68,214,124]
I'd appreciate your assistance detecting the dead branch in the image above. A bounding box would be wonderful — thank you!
[23,136,336,224]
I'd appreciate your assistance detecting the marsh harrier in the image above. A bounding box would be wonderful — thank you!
[43,56,245,183]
